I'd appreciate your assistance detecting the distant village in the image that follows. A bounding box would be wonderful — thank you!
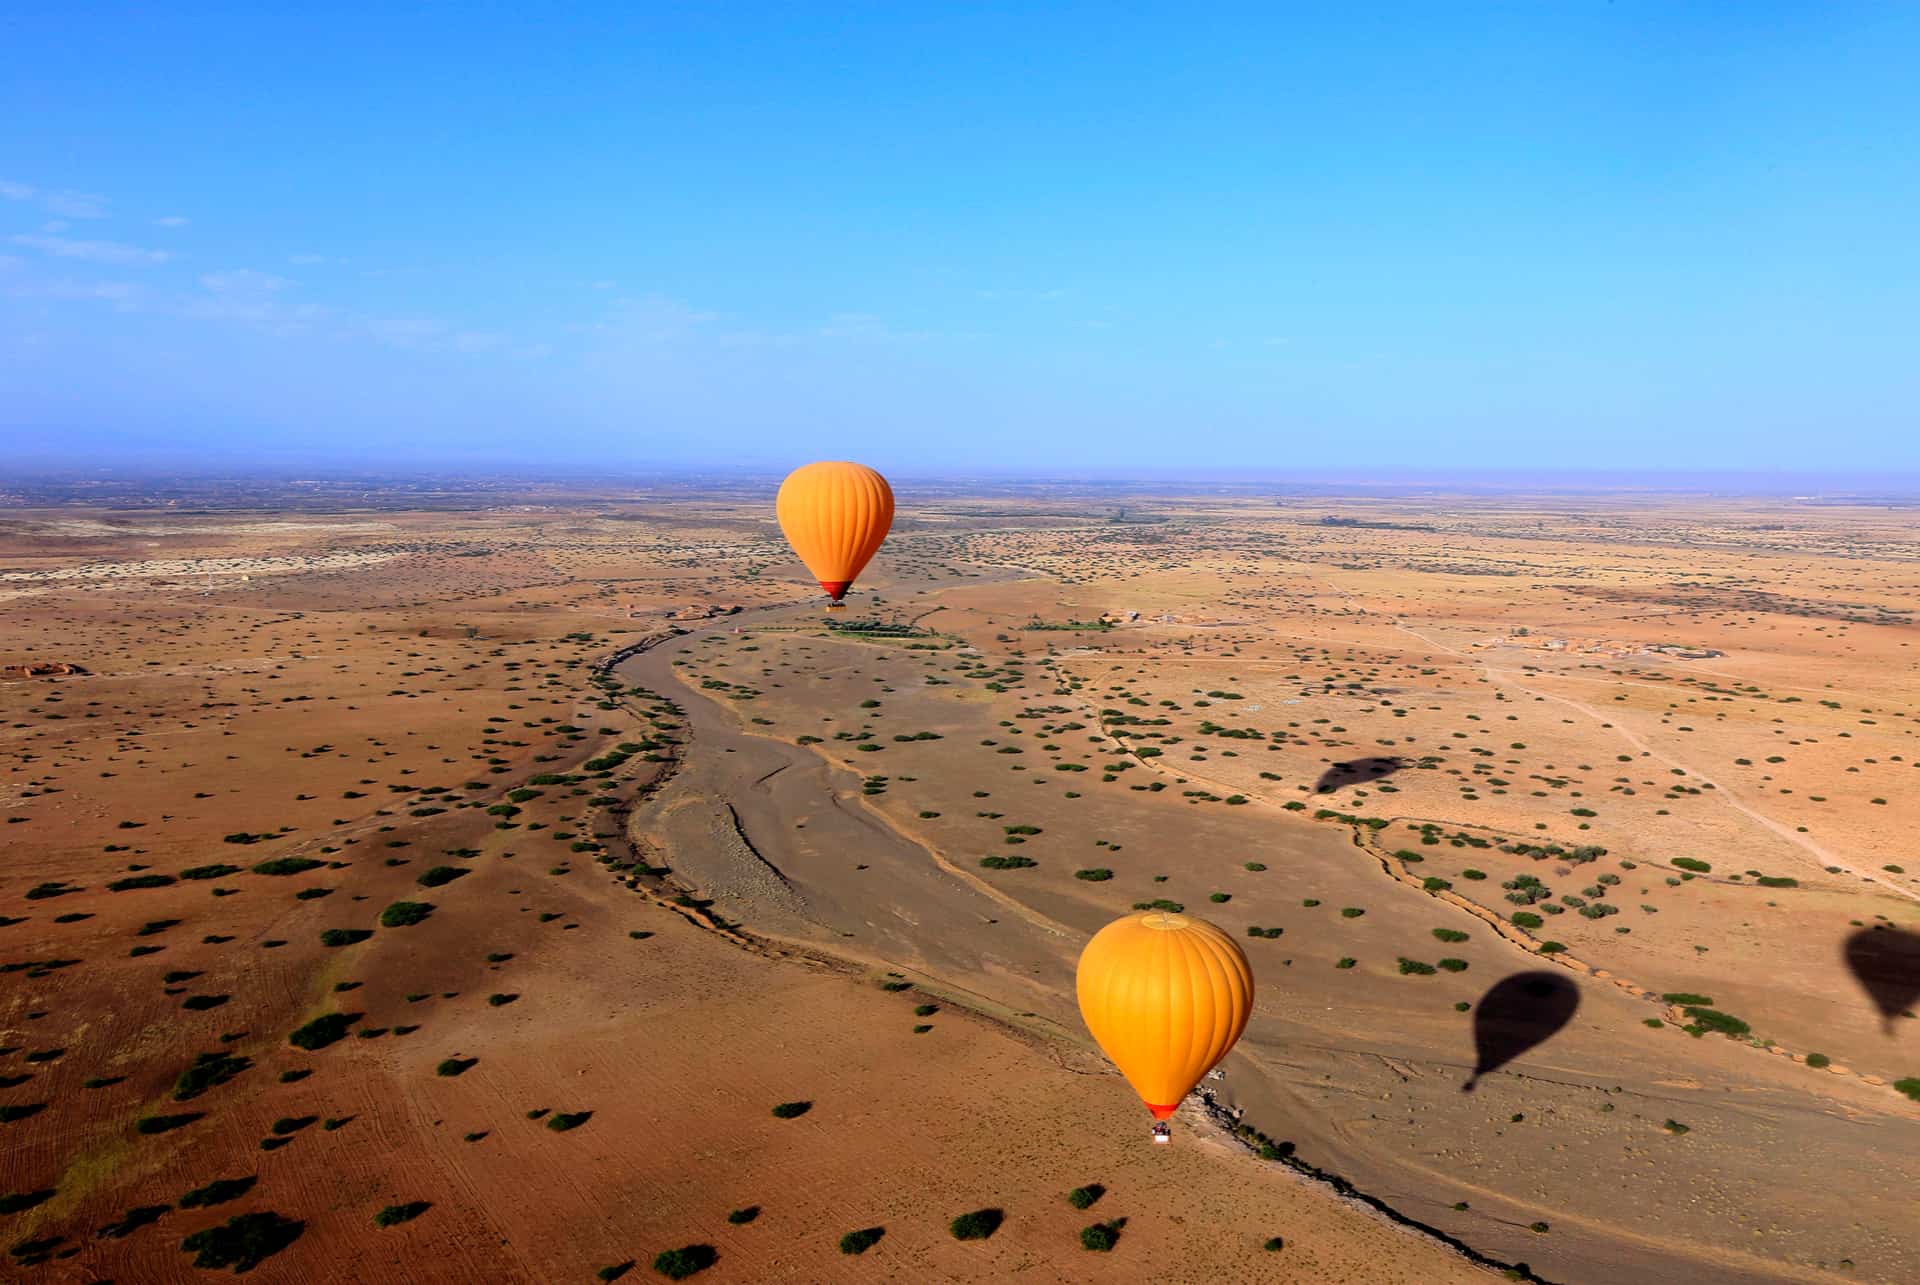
[1477,629,1723,660]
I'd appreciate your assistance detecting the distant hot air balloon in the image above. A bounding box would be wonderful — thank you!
[1076,909,1254,1135]
[775,461,894,609]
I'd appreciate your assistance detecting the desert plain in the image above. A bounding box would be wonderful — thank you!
[2,477,1918,1283]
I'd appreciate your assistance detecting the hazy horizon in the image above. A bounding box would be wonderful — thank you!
[5,456,1920,502]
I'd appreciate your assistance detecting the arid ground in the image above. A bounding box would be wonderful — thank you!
[3,480,1918,1283]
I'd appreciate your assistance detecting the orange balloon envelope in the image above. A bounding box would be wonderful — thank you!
[775,461,894,605]
[1076,910,1254,1120]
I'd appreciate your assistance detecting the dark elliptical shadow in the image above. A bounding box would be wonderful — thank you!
[1314,756,1406,794]
[1465,971,1580,1091]
[1843,926,1920,1034]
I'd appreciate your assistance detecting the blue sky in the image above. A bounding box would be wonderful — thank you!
[2,4,1916,476]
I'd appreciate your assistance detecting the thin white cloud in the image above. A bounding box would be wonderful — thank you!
[815,311,929,342]
[201,269,289,295]
[42,190,108,219]
[40,220,69,233]
[288,253,336,265]
[155,215,189,227]
[10,234,172,265]
[976,287,1066,302]
[0,181,32,201]
[581,294,720,343]
[9,279,143,310]
[183,296,330,325]
[366,318,446,348]
[182,269,327,329]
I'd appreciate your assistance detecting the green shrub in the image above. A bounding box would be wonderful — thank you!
[1067,1183,1105,1210]
[379,901,434,928]
[726,1207,759,1225]
[651,1244,717,1279]
[1661,992,1714,1006]
[180,864,242,880]
[1671,858,1710,873]
[1397,958,1437,976]
[179,1175,256,1209]
[1080,1221,1120,1251]
[546,1111,592,1132]
[437,1058,478,1077]
[1336,957,1356,969]
[137,1112,201,1135]
[179,1211,304,1271]
[173,1052,251,1101]
[1437,958,1469,972]
[950,1208,1004,1240]
[1805,1053,1830,1069]
[487,993,518,1007]
[1433,928,1469,943]
[1511,912,1543,929]
[251,858,324,876]
[108,873,176,892]
[288,1013,354,1051]
[320,928,372,947]
[1339,907,1365,918]
[1680,1007,1749,1038]
[979,855,1036,870]
[1075,868,1113,881]
[839,1227,885,1255]
[374,1201,431,1227]
[771,1100,812,1119]
[0,1190,57,1215]
[417,866,469,888]
[1894,1078,1920,1102]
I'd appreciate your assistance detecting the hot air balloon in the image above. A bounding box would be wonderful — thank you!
[775,461,894,610]
[1076,909,1254,1139]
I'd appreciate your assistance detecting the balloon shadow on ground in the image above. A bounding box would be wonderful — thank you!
[1843,927,1920,1034]
[1314,757,1405,794]
[1464,972,1580,1091]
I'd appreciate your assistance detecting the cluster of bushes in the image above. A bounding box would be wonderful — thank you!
[1503,874,1551,905]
